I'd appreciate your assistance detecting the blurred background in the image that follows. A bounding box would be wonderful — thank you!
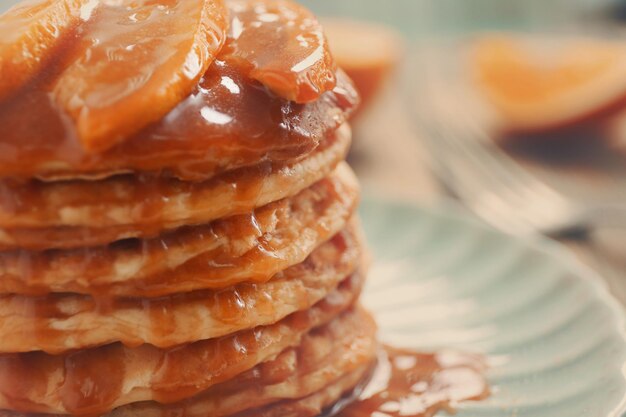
[302,0,620,34]
[300,0,626,303]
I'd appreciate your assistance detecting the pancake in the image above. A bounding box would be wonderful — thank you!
[105,307,377,417]
[0,223,362,353]
[0,166,359,297]
[228,366,370,417]
[0,3,373,417]
[0,272,365,415]
[0,126,350,251]
[198,307,375,417]
[0,69,356,184]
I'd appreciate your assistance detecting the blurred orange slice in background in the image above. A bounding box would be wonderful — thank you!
[323,18,402,117]
[470,34,626,133]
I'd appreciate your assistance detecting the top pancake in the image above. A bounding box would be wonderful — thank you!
[0,0,356,180]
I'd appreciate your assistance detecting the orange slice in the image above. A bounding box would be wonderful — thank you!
[0,0,87,101]
[322,18,402,114]
[471,34,626,132]
[226,0,336,103]
[53,0,228,152]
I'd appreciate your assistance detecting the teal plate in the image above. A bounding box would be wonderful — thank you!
[360,197,626,417]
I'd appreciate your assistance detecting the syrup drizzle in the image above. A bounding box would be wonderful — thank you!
[330,345,489,417]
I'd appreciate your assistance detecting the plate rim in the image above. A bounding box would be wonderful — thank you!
[360,194,626,416]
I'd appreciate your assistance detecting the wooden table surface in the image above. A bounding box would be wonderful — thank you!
[350,74,626,306]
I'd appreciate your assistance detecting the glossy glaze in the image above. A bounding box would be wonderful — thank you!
[0,170,358,297]
[0,65,355,181]
[0,137,351,254]
[334,346,489,417]
[0,0,87,101]
[0,225,361,353]
[53,0,228,152]
[0,273,365,415]
[226,0,336,103]
[0,1,366,417]
[0,0,354,180]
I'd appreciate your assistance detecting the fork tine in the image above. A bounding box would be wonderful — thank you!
[441,116,578,232]
[417,108,536,233]
[435,124,546,234]
[437,133,565,233]
[443,102,562,203]
[452,110,578,217]
[414,45,579,234]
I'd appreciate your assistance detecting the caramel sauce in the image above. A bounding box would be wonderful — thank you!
[226,0,337,103]
[0,2,373,417]
[153,274,363,408]
[0,225,361,354]
[59,344,126,416]
[0,0,86,101]
[52,0,228,152]
[0,1,356,181]
[0,166,357,298]
[0,135,350,246]
[0,272,365,415]
[331,346,489,417]
[0,67,355,181]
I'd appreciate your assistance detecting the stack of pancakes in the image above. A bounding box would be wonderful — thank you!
[0,0,377,416]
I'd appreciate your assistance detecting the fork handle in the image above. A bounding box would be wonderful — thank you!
[584,203,626,230]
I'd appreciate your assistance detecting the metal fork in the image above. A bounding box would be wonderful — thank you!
[410,44,626,238]
[422,118,626,237]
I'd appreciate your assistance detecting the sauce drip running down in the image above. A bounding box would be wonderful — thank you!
[333,346,489,417]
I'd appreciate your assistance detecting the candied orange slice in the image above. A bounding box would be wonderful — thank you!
[0,0,87,100]
[471,34,626,132]
[226,0,336,103]
[322,18,402,113]
[53,0,228,152]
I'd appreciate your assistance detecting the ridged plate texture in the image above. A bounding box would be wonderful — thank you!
[361,197,626,417]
